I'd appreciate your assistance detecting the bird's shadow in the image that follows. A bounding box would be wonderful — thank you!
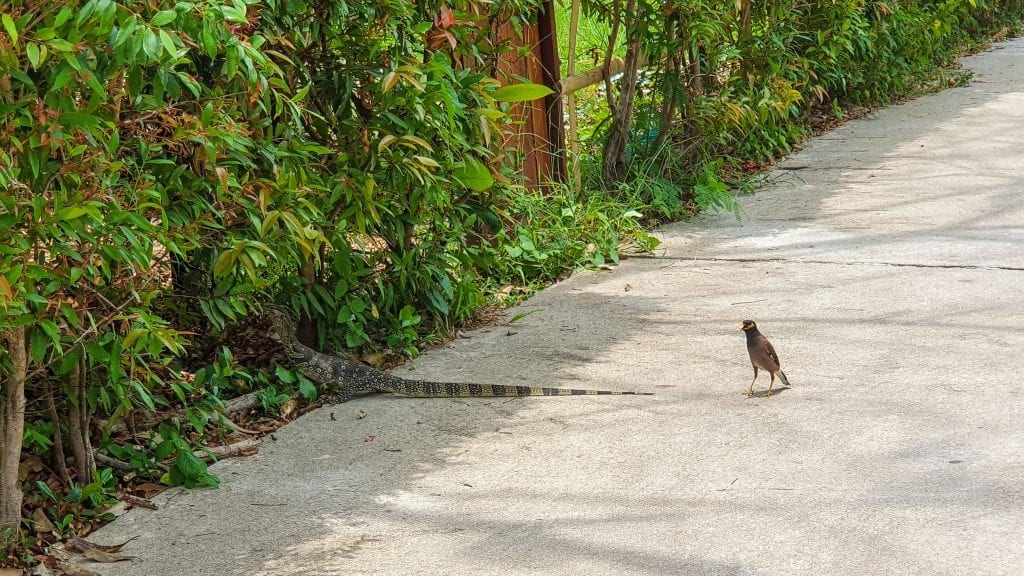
[746,386,791,399]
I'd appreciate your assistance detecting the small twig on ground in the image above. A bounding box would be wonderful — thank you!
[223,392,260,414]
[194,437,262,461]
[94,453,134,472]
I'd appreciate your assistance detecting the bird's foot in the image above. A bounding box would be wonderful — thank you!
[744,390,755,397]
[764,389,774,397]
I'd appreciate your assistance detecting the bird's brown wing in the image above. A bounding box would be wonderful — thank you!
[763,338,782,369]
[748,336,780,371]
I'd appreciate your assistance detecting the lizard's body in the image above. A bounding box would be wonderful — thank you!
[264,306,651,401]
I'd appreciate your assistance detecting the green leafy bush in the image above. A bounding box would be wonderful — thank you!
[567,0,1022,211]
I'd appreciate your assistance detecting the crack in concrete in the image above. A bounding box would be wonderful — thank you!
[634,254,1024,271]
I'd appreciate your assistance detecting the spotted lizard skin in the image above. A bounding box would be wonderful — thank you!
[263,306,651,401]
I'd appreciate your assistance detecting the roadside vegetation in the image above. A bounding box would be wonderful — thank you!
[558,0,1022,218]
[0,0,1020,569]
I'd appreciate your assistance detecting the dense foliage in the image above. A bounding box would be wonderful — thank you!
[566,0,1023,213]
[0,0,650,557]
[0,0,1020,563]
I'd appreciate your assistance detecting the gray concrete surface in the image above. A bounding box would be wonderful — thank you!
[90,39,1024,575]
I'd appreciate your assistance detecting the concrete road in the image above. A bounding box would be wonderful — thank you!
[90,39,1024,575]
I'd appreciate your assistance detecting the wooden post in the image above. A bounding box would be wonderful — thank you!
[537,0,565,184]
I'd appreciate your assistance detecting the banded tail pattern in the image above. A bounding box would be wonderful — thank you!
[382,380,653,398]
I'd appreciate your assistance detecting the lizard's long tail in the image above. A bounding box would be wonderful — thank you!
[382,378,653,398]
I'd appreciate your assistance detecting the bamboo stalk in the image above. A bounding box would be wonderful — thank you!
[566,0,582,191]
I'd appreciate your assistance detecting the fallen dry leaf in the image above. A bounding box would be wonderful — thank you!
[0,567,25,576]
[355,410,367,420]
[18,455,44,481]
[29,562,54,576]
[133,482,165,498]
[30,508,55,534]
[362,352,387,369]
[279,397,298,418]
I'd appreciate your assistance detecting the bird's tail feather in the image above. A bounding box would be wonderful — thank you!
[777,371,790,387]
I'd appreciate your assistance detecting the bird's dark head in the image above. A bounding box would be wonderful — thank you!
[740,320,758,332]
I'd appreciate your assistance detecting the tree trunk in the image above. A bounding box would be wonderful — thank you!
[653,21,681,153]
[602,0,642,185]
[1,327,27,530]
[737,0,754,81]
[688,43,704,95]
[297,257,317,347]
[67,356,95,483]
[46,382,71,485]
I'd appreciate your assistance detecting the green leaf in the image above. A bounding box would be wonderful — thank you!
[134,381,157,411]
[413,155,440,168]
[109,337,123,385]
[212,251,235,277]
[25,293,47,305]
[274,364,296,384]
[75,0,98,26]
[159,29,177,57]
[39,319,60,345]
[54,7,73,27]
[142,30,161,59]
[453,156,494,191]
[8,68,33,88]
[151,10,177,26]
[46,39,75,52]
[201,27,217,58]
[298,377,317,402]
[29,331,48,364]
[2,13,16,45]
[127,64,143,96]
[348,298,367,315]
[60,303,79,328]
[222,0,247,23]
[175,450,206,478]
[51,67,74,92]
[36,481,58,503]
[425,289,449,316]
[26,42,40,69]
[173,450,219,487]
[492,83,555,102]
[57,112,102,129]
[55,206,89,220]
[154,439,175,461]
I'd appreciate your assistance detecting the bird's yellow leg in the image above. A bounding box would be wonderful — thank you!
[765,373,776,397]
[746,373,758,397]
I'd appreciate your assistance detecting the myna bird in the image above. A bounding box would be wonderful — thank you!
[740,320,790,397]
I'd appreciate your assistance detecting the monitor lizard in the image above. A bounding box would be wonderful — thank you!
[263,305,652,402]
